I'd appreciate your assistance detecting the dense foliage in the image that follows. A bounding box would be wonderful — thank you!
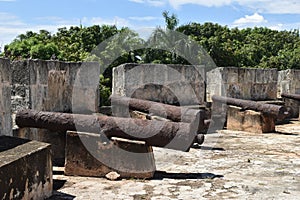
[177,23,300,69]
[1,12,300,105]
[2,20,299,70]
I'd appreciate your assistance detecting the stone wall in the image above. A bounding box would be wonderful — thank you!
[0,58,12,136]
[278,69,300,117]
[11,59,101,113]
[11,60,30,112]
[278,69,300,96]
[113,64,206,105]
[13,59,100,165]
[207,67,278,101]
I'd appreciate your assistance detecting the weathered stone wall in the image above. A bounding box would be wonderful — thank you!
[11,60,30,112]
[278,69,300,117]
[13,59,100,165]
[113,64,206,105]
[0,58,12,136]
[207,67,278,101]
[11,59,101,113]
[278,69,300,96]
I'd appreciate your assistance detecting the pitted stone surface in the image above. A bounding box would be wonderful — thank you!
[112,64,206,105]
[207,67,278,101]
[49,121,300,199]
[0,58,12,136]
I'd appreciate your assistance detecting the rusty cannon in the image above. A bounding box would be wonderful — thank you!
[110,95,206,123]
[281,93,300,101]
[212,95,288,120]
[110,95,210,132]
[16,109,204,151]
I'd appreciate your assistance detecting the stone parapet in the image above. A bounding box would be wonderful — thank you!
[207,67,278,101]
[0,136,52,200]
[113,64,206,105]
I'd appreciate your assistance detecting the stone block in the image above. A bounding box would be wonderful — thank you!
[266,83,278,100]
[255,69,265,83]
[0,58,12,136]
[0,136,52,200]
[227,106,275,133]
[64,131,156,179]
[167,65,184,82]
[14,128,66,166]
[227,83,242,99]
[227,72,239,83]
[240,68,256,83]
[45,70,67,112]
[11,60,30,112]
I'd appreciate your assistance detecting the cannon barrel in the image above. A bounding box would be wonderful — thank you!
[16,109,198,151]
[110,95,205,123]
[110,95,208,133]
[212,95,287,120]
[281,93,300,101]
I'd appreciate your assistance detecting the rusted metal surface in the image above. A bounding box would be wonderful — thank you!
[110,95,204,123]
[16,109,197,151]
[212,95,288,120]
[281,93,300,101]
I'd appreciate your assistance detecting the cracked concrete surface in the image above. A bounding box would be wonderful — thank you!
[49,120,300,200]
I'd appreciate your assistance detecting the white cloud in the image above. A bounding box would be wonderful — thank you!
[268,22,300,31]
[238,0,300,14]
[0,14,132,51]
[164,0,300,14]
[168,0,232,9]
[129,16,161,21]
[82,16,131,27]
[268,23,284,31]
[34,16,79,25]
[233,13,267,27]
[148,0,166,6]
[0,12,24,26]
[128,0,166,7]
[128,0,300,14]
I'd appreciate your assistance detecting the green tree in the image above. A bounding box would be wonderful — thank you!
[162,11,179,30]
[30,43,59,60]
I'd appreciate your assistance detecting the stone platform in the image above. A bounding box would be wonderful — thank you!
[49,120,300,199]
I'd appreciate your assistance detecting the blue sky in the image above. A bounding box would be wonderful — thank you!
[1,0,300,50]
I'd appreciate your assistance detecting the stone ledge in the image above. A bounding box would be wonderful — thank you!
[0,136,52,200]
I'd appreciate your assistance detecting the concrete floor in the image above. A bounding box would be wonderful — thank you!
[49,119,300,200]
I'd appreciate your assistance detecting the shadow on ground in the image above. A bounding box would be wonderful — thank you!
[192,145,225,151]
[46,180,76,200]
[46,191,76,200]
[153,171,224,180]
